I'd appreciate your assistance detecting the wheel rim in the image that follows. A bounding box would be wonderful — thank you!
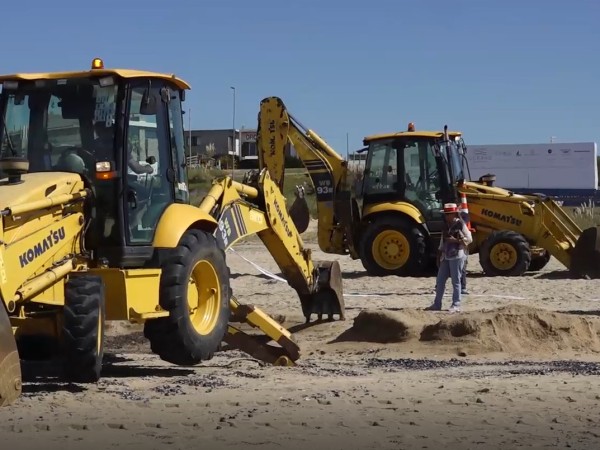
[187,260,221,335]
[371,230,410,270]
[489,242,518,271]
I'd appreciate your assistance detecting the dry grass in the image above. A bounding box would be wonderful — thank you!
[568,200,600,229]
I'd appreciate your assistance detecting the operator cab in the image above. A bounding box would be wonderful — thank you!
[0,58,190,267]
[360,123,467,229]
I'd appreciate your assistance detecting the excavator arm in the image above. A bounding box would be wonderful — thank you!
[256,97,360,259]
[196,169,345,364]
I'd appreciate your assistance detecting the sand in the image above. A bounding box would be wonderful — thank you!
[3,220,600,450]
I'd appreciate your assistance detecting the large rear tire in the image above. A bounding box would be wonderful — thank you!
[0,305,21,407]
[144,229,230,365]
[479,230,531,276]
[359,216,428,276]
[63,274,106,382]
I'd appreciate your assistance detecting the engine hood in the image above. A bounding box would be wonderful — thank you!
[459,180,530,200]
[0,172,86,211]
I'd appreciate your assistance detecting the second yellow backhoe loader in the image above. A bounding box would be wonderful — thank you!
[0,60,344,407]
[256,96,600,279]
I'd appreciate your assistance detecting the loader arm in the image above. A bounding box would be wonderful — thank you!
[198,169,345,325]
[256,97,359,259]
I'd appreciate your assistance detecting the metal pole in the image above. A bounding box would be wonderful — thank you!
[230,86,236,177]
[188,108,192,164]
[346,132,349,160]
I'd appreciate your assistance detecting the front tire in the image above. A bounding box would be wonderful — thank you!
[144,229,230,365]
[479,230,531,276]
[359,216,428,276]
[63,274,106,382]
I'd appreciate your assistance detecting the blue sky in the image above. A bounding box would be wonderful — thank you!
[1,0,599,154]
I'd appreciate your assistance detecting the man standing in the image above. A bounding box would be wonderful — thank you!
[425,203,473,312]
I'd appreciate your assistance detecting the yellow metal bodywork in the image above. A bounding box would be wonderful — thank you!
[254,97,596,277]
[153,203,218,248]
[362,201,426,225]
[86,268,162,321]
[363,130,462,143]
[0,68,190,90]
[257,97,356,257]
[0,173,88,311]
[200,170,345,322]
[0,65,347,409]
[459,181,582,270]
[202,172,316,292]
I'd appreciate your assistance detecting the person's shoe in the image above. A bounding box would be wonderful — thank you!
[424,304,441,311]
[461,289,469,295]
[449,305,461,313]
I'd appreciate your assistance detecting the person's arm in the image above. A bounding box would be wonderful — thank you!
[460,222,473,245]
[128,157,153,174]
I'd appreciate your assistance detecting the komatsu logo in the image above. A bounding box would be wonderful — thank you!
[481,209,523,227]
[19,227,66,268]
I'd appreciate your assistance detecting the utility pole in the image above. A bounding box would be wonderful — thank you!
[230,86,236,176]
[188,108,192,165]
[346,132,349,161]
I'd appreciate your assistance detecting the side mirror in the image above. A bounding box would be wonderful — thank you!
[140,88,157,115]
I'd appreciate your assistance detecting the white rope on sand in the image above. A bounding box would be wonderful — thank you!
[227,248,530,300]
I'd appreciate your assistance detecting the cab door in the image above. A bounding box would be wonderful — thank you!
[123,81,173,246]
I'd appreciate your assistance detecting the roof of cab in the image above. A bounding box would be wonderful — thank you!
[0,68,191,90]
[364,130,462,144]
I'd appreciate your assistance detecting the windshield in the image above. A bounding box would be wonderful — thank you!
[443,139,465,182]
[0,77,118,177]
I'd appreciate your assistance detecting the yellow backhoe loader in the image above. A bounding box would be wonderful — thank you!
[256,96,600,279]
[0,60,344,407]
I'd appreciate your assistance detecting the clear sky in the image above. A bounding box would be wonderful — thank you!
[1,0,598,154]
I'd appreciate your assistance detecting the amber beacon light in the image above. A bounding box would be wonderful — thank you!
[91,58,104,69]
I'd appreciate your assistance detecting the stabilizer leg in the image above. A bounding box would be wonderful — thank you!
[225,297,300,365]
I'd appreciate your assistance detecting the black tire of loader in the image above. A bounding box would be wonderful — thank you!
[528,250,551,272]
[62,275,106,382]
[359,216,428,276]
[479,230,531,277]
[144,229,230,366]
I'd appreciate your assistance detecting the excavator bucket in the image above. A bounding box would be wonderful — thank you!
[0,306,21,407]
[571,226,600,279]
[288,185,310,234]
[301,260,345,323]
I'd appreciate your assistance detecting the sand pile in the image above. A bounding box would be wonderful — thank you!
[338,304,600,356]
